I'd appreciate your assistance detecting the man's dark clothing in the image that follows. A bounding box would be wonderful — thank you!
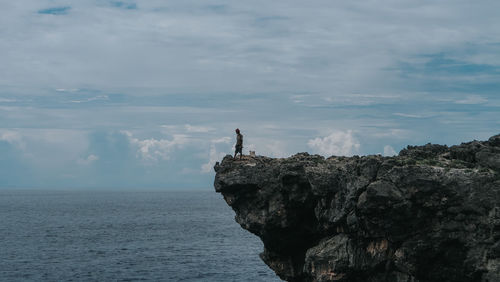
[235,133,243,154]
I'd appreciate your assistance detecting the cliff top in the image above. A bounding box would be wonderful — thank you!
[216,133,500,170]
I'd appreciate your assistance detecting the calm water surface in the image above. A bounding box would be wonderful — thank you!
[0,190,281,281]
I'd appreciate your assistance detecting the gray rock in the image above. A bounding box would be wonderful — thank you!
[214,134,500,282]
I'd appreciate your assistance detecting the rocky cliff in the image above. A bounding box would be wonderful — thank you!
[214,135,500,282]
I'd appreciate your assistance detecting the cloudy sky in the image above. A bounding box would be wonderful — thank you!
[1,0,499,189]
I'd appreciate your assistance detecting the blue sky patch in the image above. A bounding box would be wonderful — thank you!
[38,6,71,15]
[422,53,499,75]
[110,1,137,10]
[204,5,227,14]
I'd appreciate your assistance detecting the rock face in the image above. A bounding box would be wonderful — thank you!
[214,135,500,282]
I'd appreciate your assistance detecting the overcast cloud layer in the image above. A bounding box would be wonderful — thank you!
[1,1,499,189]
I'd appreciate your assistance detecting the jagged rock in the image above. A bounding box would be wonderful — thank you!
[214,134,500,282]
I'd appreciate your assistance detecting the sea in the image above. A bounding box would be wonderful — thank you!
[0,190,281,281]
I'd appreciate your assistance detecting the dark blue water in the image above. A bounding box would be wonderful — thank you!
[0,190,281,281]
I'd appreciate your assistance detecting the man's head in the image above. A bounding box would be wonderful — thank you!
[235,128,240,134]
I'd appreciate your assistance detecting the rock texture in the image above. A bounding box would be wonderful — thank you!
[214,135,500,282]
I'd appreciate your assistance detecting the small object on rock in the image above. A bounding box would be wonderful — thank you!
[249,150,256,157]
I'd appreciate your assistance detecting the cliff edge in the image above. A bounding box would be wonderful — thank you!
[214,135,500,282]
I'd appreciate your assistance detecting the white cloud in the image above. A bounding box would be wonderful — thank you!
[369,129,412,139]
[125,132,190,162]
[246,140,289,158]
[211,136,231,144]
[201,144,222,173]
[0,98,18,103]
[0,130,23,144]
[308,130,360,156]
[265,141,289,158]
[56,88,79,92]
[185,124,214,133]
[0,128,89,167]
[201,136,232,173]
[290,94,311,104]
[324,94,401,106]
[383,145,397,156]
[393,113,427,118]
[0,130,28,151]
[70,95,109,103]
[77,154,99,165]
[455,95,488,104]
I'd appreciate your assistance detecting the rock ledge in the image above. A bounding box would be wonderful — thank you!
[214,135,500,282]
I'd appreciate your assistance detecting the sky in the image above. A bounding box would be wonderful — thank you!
[1,0,499,189]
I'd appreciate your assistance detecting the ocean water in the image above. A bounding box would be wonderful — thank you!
[0,190,281,281]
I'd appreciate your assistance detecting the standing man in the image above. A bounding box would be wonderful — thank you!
[234,128,243,159]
